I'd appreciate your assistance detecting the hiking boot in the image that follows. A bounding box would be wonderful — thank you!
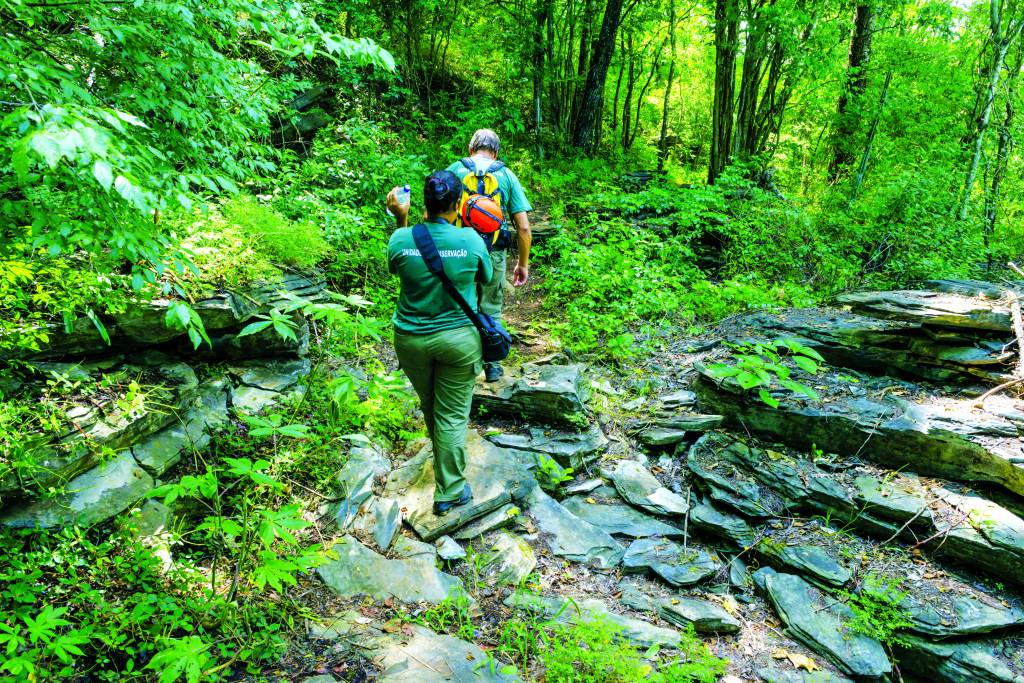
[433,485,472,516]
[484,363,504,382]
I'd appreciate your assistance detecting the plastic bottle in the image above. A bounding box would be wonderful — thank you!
[386,184,411,216]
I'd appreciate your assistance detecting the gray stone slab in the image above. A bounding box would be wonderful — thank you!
[504,592,681,648]
[610,460,689,517]
[453,503,519,540]
[318,536,464,605]
[486,425,607,469]
[562,496,685,538]
[481,532,537,585]
[658,597,740,634]
[385,431,529,541]
[473,363,589,426]
[1,451,153,528]
[762,570,890,680]
[621,537,720,587]
[527,489,623,569]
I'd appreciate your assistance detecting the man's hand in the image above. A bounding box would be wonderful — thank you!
[386,186,410,228]
[512,264,529,286]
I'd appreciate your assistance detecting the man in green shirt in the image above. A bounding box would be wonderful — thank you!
[446,129,533,381]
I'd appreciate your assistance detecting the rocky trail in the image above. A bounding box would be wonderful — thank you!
[7,274,1024,682]
[292,281,1024,682]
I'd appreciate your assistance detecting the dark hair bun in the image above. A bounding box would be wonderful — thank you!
[423,170,462,216]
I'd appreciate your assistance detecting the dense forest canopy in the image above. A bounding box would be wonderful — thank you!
[3,0,1024,679]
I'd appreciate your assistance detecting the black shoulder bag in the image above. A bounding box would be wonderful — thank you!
[411,222,511,363]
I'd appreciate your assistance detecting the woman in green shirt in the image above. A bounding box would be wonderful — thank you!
[387,171,493,515]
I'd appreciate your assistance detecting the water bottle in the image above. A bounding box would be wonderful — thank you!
[387,184,411,216]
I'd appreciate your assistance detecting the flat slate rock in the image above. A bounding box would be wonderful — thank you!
[309,610,519,682]
[527,489,623,569]
[757,542,851,587]
[894,634,1024,683]
[504,592,680,648]
[385,431,528,541]
[481,532,537,585]
[758,668,853,683]
[621,537,720,587]
[472,363,589,426]
[334,445,392,525]
[837,289,1012,331]
[659,389,697,408]
[131,378,229,476]
[853,474,932,525]
[318,536,464,605]
[658,597,740,634]
[688,501,759,548]
[436,535,466,561]
[902,592,1024,637]
[1,451,153,528]
[638,427,688,447]
[227,358,310,392]
[347,496,402,552]
[655,414,725,431]
[486,425,607,469]
[562,496,685,538]
[610,460,689,517]
[453,503,519,540]
[761,570,890,680]
[695,365,1024,498]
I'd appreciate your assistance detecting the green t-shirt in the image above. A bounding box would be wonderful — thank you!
[388,219,493,334]
[445,156,533,215]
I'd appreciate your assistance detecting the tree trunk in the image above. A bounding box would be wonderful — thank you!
[571,0,624,154]
[851,70,893,200]
[984,41,1023,266]
[958,0,1024,220]
[611,36,626,134]
[658,0,677,172]
[709,0,740,183]
[621,34,636,149]
[733,0,768,160]
[829,4,875,181]
[627,37,664,150]
[533,0,551,158]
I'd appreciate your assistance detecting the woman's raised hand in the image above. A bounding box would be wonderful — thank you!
[386,186,410,227]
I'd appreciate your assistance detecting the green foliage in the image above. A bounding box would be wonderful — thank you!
[223,197,331,270]
[410,588,476,641]
[541,616,727,683]
[0,525,298,681]
[841,574,914,649]
[704,338,825,407]
[534,454,574,494]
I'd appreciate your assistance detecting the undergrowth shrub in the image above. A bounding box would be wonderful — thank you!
[541,616,727,683]
[222,196,330,270]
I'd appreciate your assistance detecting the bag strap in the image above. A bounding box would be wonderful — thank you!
[411,223,485,333]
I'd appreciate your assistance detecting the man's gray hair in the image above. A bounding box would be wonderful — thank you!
[469,129,501,154]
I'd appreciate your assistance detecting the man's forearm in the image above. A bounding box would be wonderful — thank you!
[513,212,531,266]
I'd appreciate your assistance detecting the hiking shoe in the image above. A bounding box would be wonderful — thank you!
[484,364,504,382]
[433,485,472,516]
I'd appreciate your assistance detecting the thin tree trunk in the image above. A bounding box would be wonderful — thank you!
[571,0,624,154]
[959,0,1024,220]
[658,0,677,171]
[709,0,740,183]
[851,70,893,200]
[627,38,664,150]
[533,0,551,158]
[829,4,875,181]
[984,41,1023,266]
[622,34,637,149]
[611,36,626,134]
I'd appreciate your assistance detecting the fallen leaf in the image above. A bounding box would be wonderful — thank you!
[382,619,402,633]
[585,497,598,504]
[720,595,740,615]
[787,652,820,672]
